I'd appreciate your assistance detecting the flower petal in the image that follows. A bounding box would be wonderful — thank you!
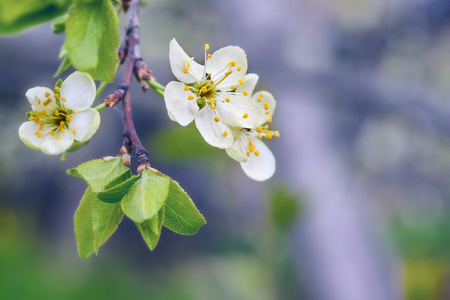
[195,107,234,148]
[69,108,101,142]
[60,71,96,111]
[217,95,263,128]
[25,87,57,111]
[235,73,259,95]
[240,139,275,181]
[40,130,74,155]
[18,121,45,149]
[169,38,203,83]
[252,90,276,123]
[225,130,249,163]
[206,46,247,88]
[164,81,199,126]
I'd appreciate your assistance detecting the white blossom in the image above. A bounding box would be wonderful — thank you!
[19,71,100,155]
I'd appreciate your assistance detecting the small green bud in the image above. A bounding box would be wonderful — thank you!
[51,15,68,34]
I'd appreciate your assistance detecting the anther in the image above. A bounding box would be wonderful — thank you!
[249,140,253,145]
[257,135,262,139]
[224,130,228,137]
[61,97,66,102]
[246,152,250,157]
[188,95,194,100]
[55,87,60,92]
[44,92,50,97]
[259,92,263,97]
[60,121,64,127]
[254,151,260,156]
[183,86,190,91]
[39,123,44,130]
[237,66,241,72]
[201,86,208,93]
[265,111,270,115]
[258,97,262,102]
[38,99,41,105]
[50,131,56,136]
[264,124,269,130]
[72,129,77,135]
[266,133,272,139]
[73,110,77,114]
[38,110,46,115]
[210,99,216,104]
[264,102,269,110]
[243,91,248,96]
[268,117,272,123]
[210,80,214,84]
[37,133,43,138]
[65,115,71,121]
[183,68,189,74]
[229,61,236,67]
[204,44,209,50]
[56,137,62,141]
[239,80,244,85]
[214,116,220,122]
[55,110,59,116]
[55,94,60,99]
[242,113,248,119]
[275,131,280,138]
[230,85,235,90]
[207,54,212,59]
[34,130,39,135]
[256,126,262,131]
[60,127,64,133]
[186,61,190,67]
[43,99,52,106]
[225,98,230,103]
[211,105,217,109]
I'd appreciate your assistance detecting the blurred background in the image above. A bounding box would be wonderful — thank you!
[2,0,450,299]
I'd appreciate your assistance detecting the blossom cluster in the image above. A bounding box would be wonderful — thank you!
[164,39,279,181]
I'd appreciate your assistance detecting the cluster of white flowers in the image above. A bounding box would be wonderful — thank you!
[19,72,100,155]
[164,39,279,181]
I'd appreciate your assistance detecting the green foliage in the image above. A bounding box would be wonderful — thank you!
[0,0,72,34]
[268,185,301,230]
[164,179,206,235]
[68,158,206,257]
[65,0,119,82]
[51,14,67,34]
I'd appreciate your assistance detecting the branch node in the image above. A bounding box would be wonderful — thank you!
[104,85,128,107]
[134,59,152,91]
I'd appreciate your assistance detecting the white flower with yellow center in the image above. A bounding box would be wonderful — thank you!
[19,71,100,155]
[225,75,279,181]
[164,38,263,149]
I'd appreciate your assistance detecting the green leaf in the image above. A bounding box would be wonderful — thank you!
[163,178,206,235]
[135,207,164,251]
[67,157,129,192]
[121,169,170,223]
[98,175,139,203]
[65,0,119,82]
[0,0,72,35]
[268,184,301,230]
[74,187,95,259]
[93,199,124,254]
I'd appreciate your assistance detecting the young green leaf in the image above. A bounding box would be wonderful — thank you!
[93,200,124,254]
[121,169,170,223]
[67,157,129,192]
[0,0,72,34]
[97,175,140,203]
[74,187,96,259]
[135,207,164,251]
[163,178,206,235]
[65,0,119,82]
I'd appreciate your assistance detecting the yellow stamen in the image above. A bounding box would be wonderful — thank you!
[54,94,60,99]
[55,110,59,116]
[60,121,64,127]
[266,133,272,139]
[265,111,270,115]
[256,126,262,131]
[239,80,244,85]
[183,86,189,91]
[225,98,230,103]
[211,105,217,109]
[264,124,269,130]
[204,44,209,50]
[186,61,190,67]
[61,97,66,102]
[229,61,236,67]
[44,92,50,97]
[183,68,189,74]
[249,140,253,145]
[201,86,208,93]
[246,152,250,157]
[60,127,64,133]
[257,135,262,139]
[188,95,194,100]
[207,54,212,59]
[39,123,44,130]
[34,130,39,135]
[38,110,47,115]
[210,99,216,104]
[65,115,71,121]
[210,80,214,84]
[214,116,220,122]
[55,87,60,92]
[254,151,260,156]
[242,113,248,119]
[56,137,62,141]
[258,97,262,102]
[72,129,77,135]
[37,133,43,138]
[50,131,56,136]
[259,92,263,97]
[264,102,269,110]
[224,130,228,137]
[237,66,241,72]
[243,91,248,96]
[268,117,272,123]
[249,145,256,152]
[230,85,235,90]
[274,131,280,138]
[38,99,41,105]
[43,99,52,106]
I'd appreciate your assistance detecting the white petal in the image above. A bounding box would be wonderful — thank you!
[195,107,234,149]
[60,71,96,111]
[240,139,275,181]
[252,90,276,123]
[216,95,264,128]
[169,38,203,83]
[40,130,74,155]
[70,108,101,142]
[164,81,199,126]
[225,130,249,163]
[206,46,247,88]
[235,73,259,95]
[25,87,57,111]
[18,121,45,149]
